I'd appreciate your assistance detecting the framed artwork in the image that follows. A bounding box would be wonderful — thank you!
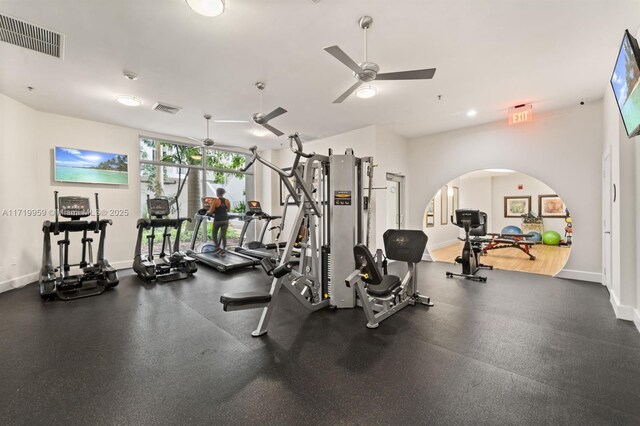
[425,198,434,228]
[539,194,567,217]
[54,147,129,185]
[451,186,459,214]
[440,185,448,225]
[279,167,298,206]
[504,196,531,218]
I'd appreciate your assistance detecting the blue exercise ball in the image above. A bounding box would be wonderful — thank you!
[502,225,522,235]
[527,231,542,242]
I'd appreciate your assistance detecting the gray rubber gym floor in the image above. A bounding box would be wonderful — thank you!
[1,261,639,425]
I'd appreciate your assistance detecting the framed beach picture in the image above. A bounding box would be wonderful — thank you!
[504,196,531,218]
[54,147,128,185]
[539,194,567,217]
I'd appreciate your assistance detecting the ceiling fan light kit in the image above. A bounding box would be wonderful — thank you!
[355,85,377,99]
[185,0,225,17]
[324,16,436,103]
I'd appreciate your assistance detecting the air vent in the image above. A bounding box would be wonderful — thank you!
[152,102,182,114]
[0,14,63,58]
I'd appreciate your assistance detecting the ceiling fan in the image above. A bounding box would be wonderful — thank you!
[251,82,287,136]
[188,114,243,150]
[324,16,437,103]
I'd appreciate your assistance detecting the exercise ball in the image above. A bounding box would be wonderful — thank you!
[527,231,542,242]
[502,225,522,235]
[542,230,562,245]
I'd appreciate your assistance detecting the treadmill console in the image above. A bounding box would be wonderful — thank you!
[58,196,91,219]
[247,201,263,214]
[147,198,170,218]
[202,197,216,210]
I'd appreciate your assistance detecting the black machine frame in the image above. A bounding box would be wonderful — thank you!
[446,209,493,282]
[133,196,197,281]
[39,191,119,300]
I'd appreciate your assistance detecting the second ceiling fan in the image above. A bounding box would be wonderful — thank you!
[325,16,437,103]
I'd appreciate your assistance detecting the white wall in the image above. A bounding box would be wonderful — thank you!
[490,173,566,236]
[459,175,493,231]
[0,92,213,293]
[603,79,640,330]
[265,125,411,251]
[0,93,42,290]
[408,102,603,282]
[424,178,462,251]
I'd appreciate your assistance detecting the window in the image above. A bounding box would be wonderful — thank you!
[139,138,253,250]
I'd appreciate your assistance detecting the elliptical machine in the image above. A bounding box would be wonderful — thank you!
[446,209,493,282]
[133,196,197,282]
[39,191,119,300]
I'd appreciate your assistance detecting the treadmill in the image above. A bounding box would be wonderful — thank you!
[187,197,260,272]
[234,201,286,261]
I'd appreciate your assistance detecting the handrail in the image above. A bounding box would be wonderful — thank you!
[240,133,317,208]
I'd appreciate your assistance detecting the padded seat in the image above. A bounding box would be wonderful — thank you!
[366,275,401,297]
[220,291,272,310]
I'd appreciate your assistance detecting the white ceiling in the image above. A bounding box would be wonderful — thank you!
[1,0,639,149]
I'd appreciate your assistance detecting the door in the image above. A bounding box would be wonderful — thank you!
[386,173,405,229]
[602,146,612,290]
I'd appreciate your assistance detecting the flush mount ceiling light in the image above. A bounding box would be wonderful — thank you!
[116,95,142,106]
[185,0,225,17]
[466,109,477,117]
[355,85,377,99]
[251,127,269,137]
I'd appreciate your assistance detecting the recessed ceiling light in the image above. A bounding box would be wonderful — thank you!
[466,109,477,117]
[185,0,225,17]
[355,85,377,99]
[116,95,142,107]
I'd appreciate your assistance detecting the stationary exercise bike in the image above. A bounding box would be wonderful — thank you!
[446,209,493,282]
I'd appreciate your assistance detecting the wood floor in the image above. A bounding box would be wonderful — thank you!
[430,241,571,276]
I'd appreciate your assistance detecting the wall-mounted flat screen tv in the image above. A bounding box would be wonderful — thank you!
[611,29,640,138]
[54,147,129,185]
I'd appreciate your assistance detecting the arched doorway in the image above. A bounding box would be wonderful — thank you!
[423,169,572,276]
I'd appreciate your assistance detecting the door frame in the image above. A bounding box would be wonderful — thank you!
[602,145,612,290]
[386,173,405,229]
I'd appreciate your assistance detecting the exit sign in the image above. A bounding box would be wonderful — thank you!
[508,104,533,125]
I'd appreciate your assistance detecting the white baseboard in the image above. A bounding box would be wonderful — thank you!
[112,261,131,270]
[0,271,39,294]
[609,290,635,321]
[0,261,131,295]
[428,239,460,251]
[635,309,640,334]
[422,252,433,262]
[554,269,602,283]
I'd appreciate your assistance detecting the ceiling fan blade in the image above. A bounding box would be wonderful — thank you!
[214,120,249,123]
[261,123,284,137]
[324,45,364,74]
[375,68,437,80]
[262,107,287,123]
[333,80,363,104]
